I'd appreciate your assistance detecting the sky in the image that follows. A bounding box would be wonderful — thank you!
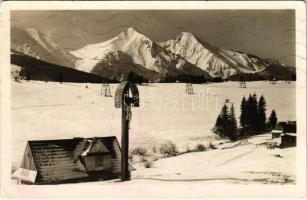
[11,10,295,66]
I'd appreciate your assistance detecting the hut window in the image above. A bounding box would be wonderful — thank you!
[84,153,112,171]
[95,155,103,167]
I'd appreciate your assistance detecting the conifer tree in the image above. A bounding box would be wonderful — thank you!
[251,93,259,130]
[246,94,254,130]
[268,110,278,129]
[220,103,228,122]
[220,103,229,136]
[245,93,262,133]
[228,104,238,140]
[258,95,267,131]
[214,102,238,141]
[214,115,223,135]
[214,103,227,136]
[240,96,247,128]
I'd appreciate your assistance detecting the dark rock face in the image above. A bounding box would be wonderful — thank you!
[90,50,211,83]
[11,52,111,83]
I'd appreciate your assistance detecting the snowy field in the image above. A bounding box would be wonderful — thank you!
[132,134,295,184]
[11,80,296,184]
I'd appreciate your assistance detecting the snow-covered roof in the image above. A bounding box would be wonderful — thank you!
[26,136,122,184]
[271,130,283,133]
[283,133,296,137]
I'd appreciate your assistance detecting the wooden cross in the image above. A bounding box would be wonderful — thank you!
[115,82,139,181]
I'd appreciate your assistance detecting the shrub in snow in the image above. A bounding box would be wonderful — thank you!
[195,144,207,152]
[159,142,178,156]
[144,160,153,168]
[140,156,148,162]
[209,142,217,150]
[186,146,191,153]
[14,75,19,82]
[152,146,157,153]
[266,141,278,149]
[131,147,148,156]
[128,154,134,163]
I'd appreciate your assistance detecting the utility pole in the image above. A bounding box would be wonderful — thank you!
[101,84,112,97]
[240,76,246,88]
[115,82,139,181]
[186,83,194,94]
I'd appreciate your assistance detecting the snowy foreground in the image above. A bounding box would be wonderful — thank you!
[131,135,295,184]
[11,81,296,184]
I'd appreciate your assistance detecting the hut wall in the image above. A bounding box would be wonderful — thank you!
[20,143,36,171]
[281,135,296,147]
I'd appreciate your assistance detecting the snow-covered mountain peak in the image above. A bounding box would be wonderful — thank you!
[118,27,146,40]
[70,27,210,78]
[177,31,197,39]
[71,27,158,72]
[12,27,295,82]
[122,27,139,35]
[160,31,231,77]
[161,31,271,78]
[170,32,199,46]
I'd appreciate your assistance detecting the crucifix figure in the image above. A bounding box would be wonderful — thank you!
[115,82,139,181]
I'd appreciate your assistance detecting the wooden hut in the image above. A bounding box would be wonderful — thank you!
[19,136,133,184]
[280,121,296,148]
[281,133,296,148]
[271,129,283,139]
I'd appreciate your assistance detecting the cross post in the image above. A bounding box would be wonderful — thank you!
[115,82,139,181]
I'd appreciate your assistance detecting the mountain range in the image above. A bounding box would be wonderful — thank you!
[11,27,295,82]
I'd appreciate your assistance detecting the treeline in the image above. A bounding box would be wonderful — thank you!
[11,53,112,83]
[213,93,278,140]
[121,72,224,84]
[161,74,208,84]
[126,71,149,84]
[229,73,296,82]
[229,64,296,81]
[240,94,267,134]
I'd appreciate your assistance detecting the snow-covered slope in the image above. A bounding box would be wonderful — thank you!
[221,49,263,71]
[11,27,77,67]
[71,27,211,81]
[160,32,267,78]
[11,81,296,185]
[72,27,165,73]
[160,32,233,78]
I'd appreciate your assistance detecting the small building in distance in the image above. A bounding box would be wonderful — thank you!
[19,136,133,184]
[280,121,296,148]
[271,129,283,139]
